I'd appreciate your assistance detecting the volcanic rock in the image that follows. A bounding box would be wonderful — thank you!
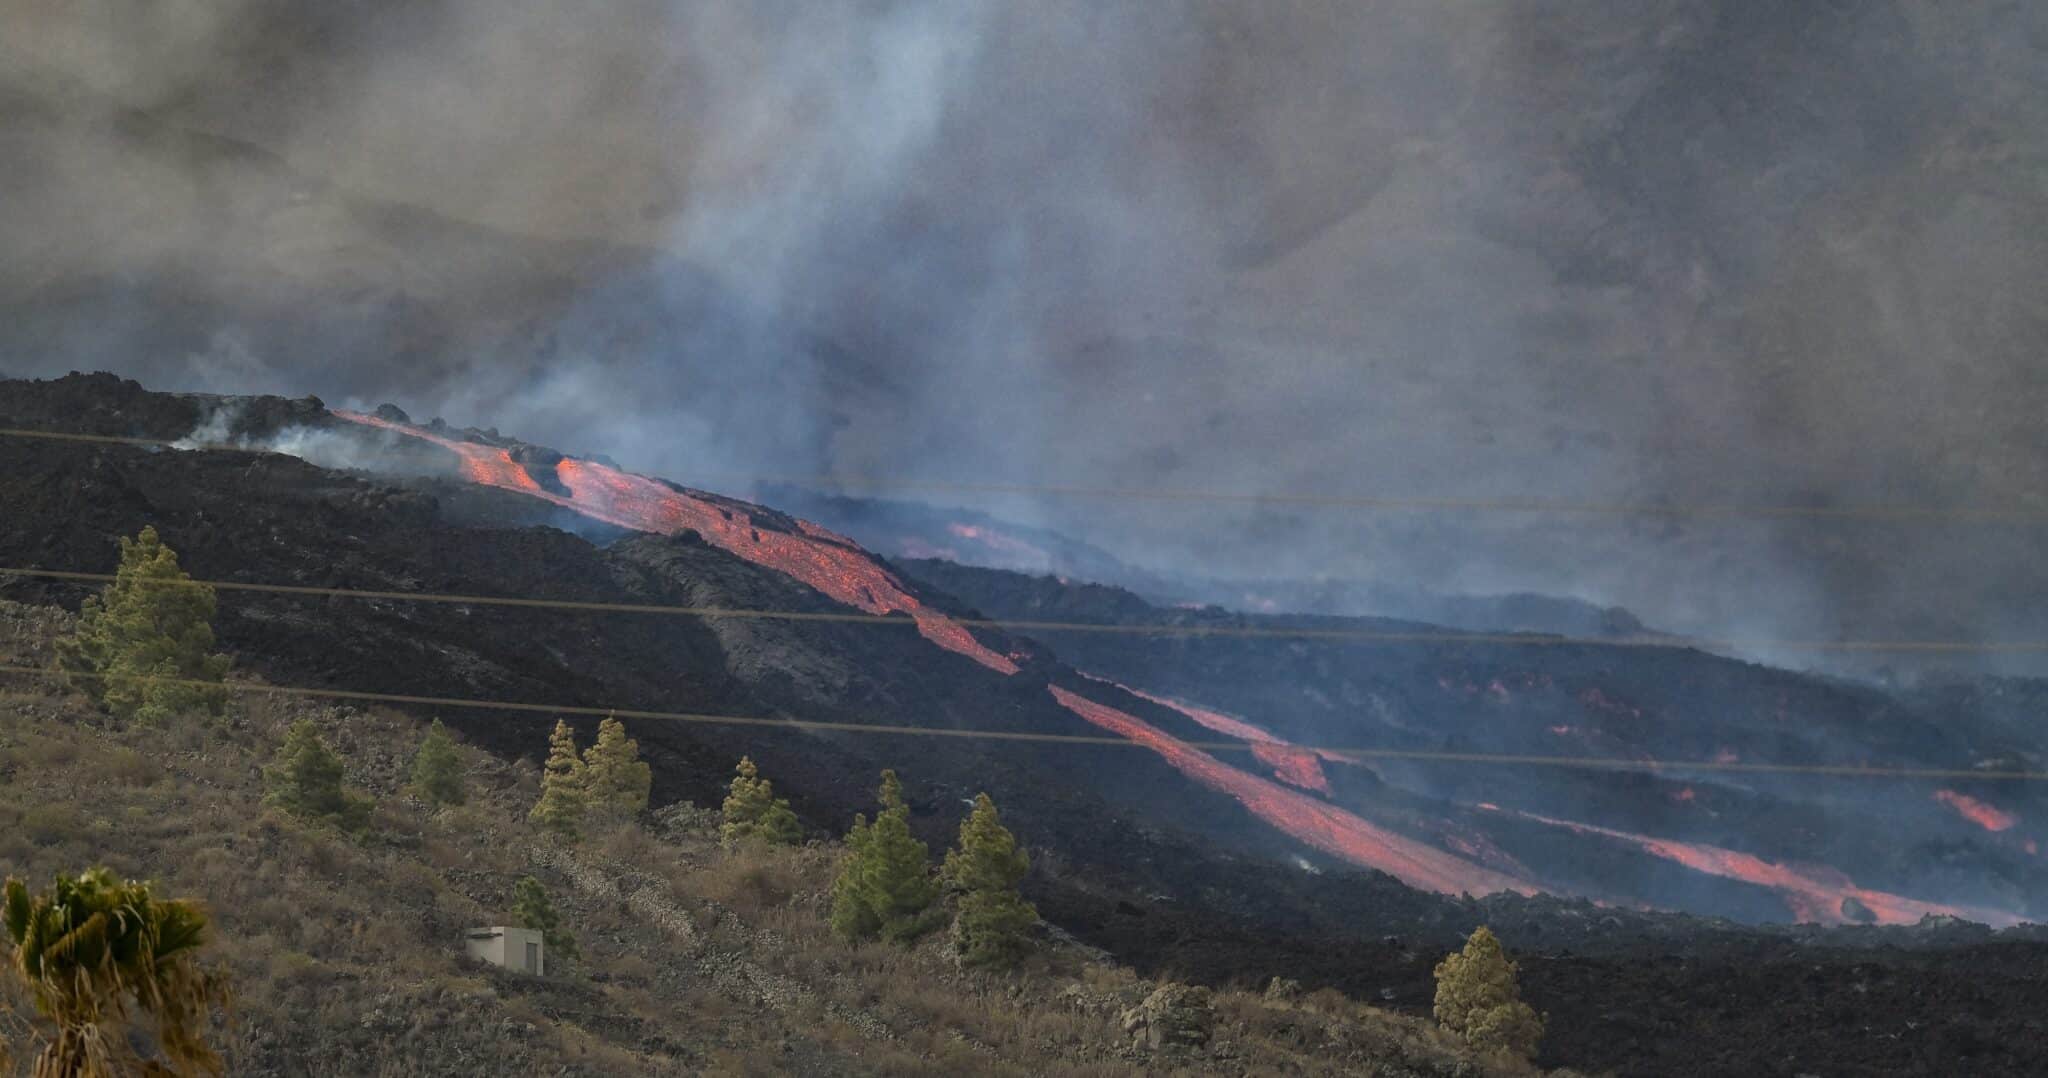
[1120,983,1214,1050]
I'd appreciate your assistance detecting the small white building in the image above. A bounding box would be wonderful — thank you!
[465,926,546,976]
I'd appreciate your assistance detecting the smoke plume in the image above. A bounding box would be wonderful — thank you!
[5,1,2048,667]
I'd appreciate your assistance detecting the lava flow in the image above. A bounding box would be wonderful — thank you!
[333,411,1018,674]
[945,522,1053,567]
[324,410,1605,901]
[1050,685,1534,897]
[1934,789,2018,832]
[1500,807,2021,927]
[1118,685,1332,793]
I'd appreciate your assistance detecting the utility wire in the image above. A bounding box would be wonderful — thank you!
[1,565,2041,655]
[2,663,2040,782]
[5,423,2046,522]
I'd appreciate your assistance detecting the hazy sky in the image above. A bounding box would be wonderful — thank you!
[4,0,2047,660]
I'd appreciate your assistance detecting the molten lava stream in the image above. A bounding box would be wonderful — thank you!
[1115,684,1332,793]
[333,410,545,493]
[1049,685,1534,897]
[1503,807,2021,927]
[330,411,1017,673]
[1933,789,2018,832]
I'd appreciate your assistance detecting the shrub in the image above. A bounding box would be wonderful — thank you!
[829,770,940,944]
[409,719,465,807]
[265,719,372,829]
[581,715,651,822]
[718,756,801,848]
[1432,925,1543,1059]
[54,526,230,725]
[941,793,1037,969]
[511,876,577,962]
[3,868,231,1076]
[529,720,586,839]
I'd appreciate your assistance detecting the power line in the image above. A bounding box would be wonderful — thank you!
[6,565,2045,654]
[3,663,2040,782]
[6,423,2046,523]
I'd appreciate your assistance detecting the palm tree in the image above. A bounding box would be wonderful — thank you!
[3,869,230,1077]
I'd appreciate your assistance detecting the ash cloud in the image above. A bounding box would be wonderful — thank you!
[5,2,2048,669]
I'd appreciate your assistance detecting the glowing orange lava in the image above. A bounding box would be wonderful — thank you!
[1048,685,1534,897]
[1118,686,1332,793]
[333,411,1018,674]
[348,409,2006,922]
[1514,809,2020,927]
[336,410,545,493]
[1933,790,2018,833]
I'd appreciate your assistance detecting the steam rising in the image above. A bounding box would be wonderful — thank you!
[5,2,2048,666]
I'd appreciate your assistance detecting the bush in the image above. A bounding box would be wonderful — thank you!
[941,793,1037,968]
[829,770,940,943]
[1432,925,1543,1059]
[529,720,586,839]
[409,719,465,807]
[54,526,230,725]
[511,876,577,962]
[3,868,231,1076]
[719,756,801,848]
[265,719,372,829]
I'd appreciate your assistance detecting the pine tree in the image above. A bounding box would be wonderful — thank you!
[828,812,880,940]
[55,526,230,725]
[265,719,372,829]
[581,714,651,822]
[942,793,1038,968]
[829,770,940,943]
[1433,925,1544,1059]
[530,720,587,839]
[510,876,577,962]
[719,756,801,847]
[409,719,465,807]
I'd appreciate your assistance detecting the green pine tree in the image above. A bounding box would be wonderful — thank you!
[829,770,940,943]
[265,719,372,829]
[581,714,651,822]
[719,756,801,847]
[510,876,577,962]
[409,719,466,807]
[530,720,587,839]
[828,812,880,940]
[941,793,1038,968]
[1433,925,1544,1059]
[55,526,230,725]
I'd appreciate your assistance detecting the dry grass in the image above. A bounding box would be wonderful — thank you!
[0,599,1546,1077]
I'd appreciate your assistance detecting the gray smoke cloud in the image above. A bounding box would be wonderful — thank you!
[4,1,2048,671]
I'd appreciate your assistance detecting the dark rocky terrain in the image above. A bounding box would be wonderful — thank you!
[3,372,2047,1074]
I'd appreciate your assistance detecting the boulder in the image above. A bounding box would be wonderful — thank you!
[1119,983,1213,1050]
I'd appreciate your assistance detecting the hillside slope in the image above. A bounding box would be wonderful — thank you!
[898,559,2048,927]
[0,599,1532,1076]
[6,377,2048,1073]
